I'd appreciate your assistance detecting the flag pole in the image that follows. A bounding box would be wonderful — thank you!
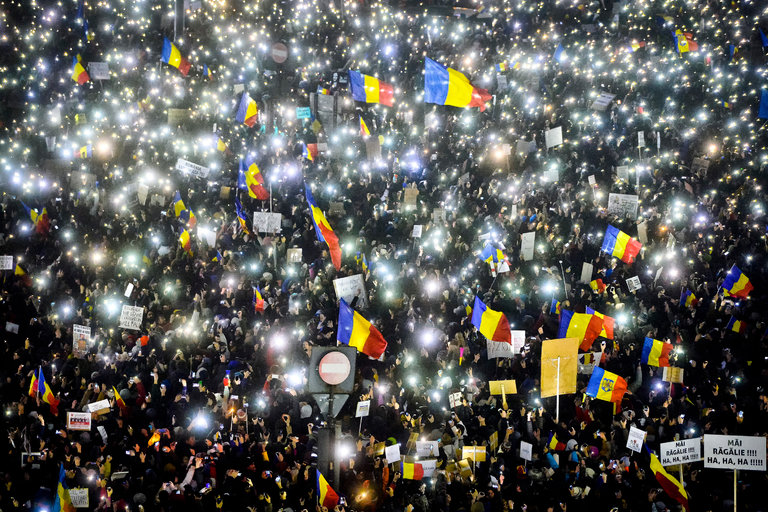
[734,469,737,512]
[555,357,560,424]
[558,260,567,299]
[679,465,683,490]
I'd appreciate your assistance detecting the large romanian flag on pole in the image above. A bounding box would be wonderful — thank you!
[38,368,60,415]
[161,38,191,76]
[558,310,603,351]
[721,265,753,298]
[337,298,388,359]
[424,57,492,111]
[317,470,339,509]
[53,463,75,512]
[235,91,259,127]
[471,296,511,343]
[601,225,642,264]
[647,447,689,512]
[349,70,394,106]
[305,184,341,271]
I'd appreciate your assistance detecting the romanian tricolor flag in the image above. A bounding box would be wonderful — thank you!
[172,191,197,228]
[585,307,614,340]
[303,142,318,161]
[641,337,673,367]
[479,243,506,264]
[585,367,627,403]
[77,144,92,159]
[71,55,89,85]
[28,368,39,398]
[15,264,32,287]
[359,116,371,136]
[243,157,269,200]
[161,37,191,76]
[722,265,752,298]
[38,368,60,415]
[674,30,698,53]
[179,228,192,255]
[548,432,566,451]
[679,289,698,307]
[253,286,265,313]
[401,461,424,480]
[22,202,50,235]
[647,448,689,512]
[338,298,388,359]
[495,62,507,72]
[305,184,341,270]
[630,41,646,52]
[348,70,394,107]
[550,299,561,315]
[424,57,492,111]
[317,470,339,509]
[113,386,127,411]
[203,64,212,80]
[590,278,606,294]
[53,464,75,512]
[558,310,603,351]
[601,225,642,264]
[726,317,746,334]
[471,296,511,343]
[235,91,258,127]
[216,137,228,153]
[234,195,250,235]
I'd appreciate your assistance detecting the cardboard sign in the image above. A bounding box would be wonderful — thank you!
[607,193,639,219]
[691,157,710,176]
[520,232,535,262]
[545,126,563,148]
[540,338,579,398]
[637,220,648,245]
[662,366,684,384]
[333,274,368,310]
[416,441,440,458]
[67,412,92,431]
[88,62,110,80]
[385,444,401,464]
[175,158,210,179]
[287,248,303,263]
[403,188,419,206]
[87,399,111,414]
[0,255,13,270]
[69,488,89,508]
[411,225,423,238]
[296,107,312,119]
[703,435,766,471]
[520,441,533,461]
[252,212,282,233]
[72,324,91,358]
[580,262,594,284]
[355,400,370,418]
[626,276,642,292]
[487,339,515,359]
[119,305,144,329]
[660,438,702,466]
[626,426,646,453]
[489,431,499,451]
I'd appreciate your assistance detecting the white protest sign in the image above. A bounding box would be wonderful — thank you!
[542,169,559,183]
[626,276,642,292]
[87,399,111,414]
[97,425,108,444]
[637,221,648,245]
[175,158,210,179]
[355,400,371,418]
[416,441,440,458]
[487,339,515,359]
[637,131,645,148]
[124,283,134,298]
[545,126,563,148]
[520,441,533,461]
[498,260,510,273]
[287,248,303,263]
[626,426,646,453]
[580,262,594,284]
[616,165,629,182]
[703,435,767,471]
[448,391,462,408]
[88,62,110,80]
[252,212,282,233]
[607,193,639,219]
[5,322,19,334]
[119,305,144,330]
[67,412,92,431]
[411,225,423,238]
[385,444,401,464]
[197,226,217,247]
[588,175,596,186]
[72,324,91,358]
[511,330,526,354]
[0,255,13,270]
[660,438,702,466]
[590,91,616,111]
[520,232,535,262]
[69,488,89,508]
[333,274,368,309]
[420,459,437,478]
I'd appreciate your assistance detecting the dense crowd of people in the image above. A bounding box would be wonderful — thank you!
[1,0,768,511]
